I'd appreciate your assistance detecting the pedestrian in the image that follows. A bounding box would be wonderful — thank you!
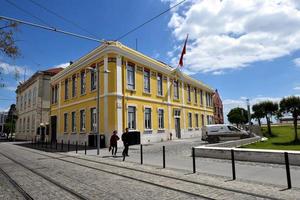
[122,128,130,157]
[109,130,119,156]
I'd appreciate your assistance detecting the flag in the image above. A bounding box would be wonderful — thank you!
[178,34,189,67]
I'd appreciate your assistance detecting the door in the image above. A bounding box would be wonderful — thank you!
[50,116,57,143]
[175,118,181,139]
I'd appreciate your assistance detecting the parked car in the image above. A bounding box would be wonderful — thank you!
[202,124,250,143]
[0,133,7,140]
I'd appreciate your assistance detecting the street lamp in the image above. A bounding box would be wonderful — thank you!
[87,65,110,155]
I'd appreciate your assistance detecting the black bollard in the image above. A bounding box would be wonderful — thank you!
[163,146,166,168]
[85,142,87,155]
[61,140,63,151]
[68,140,70,152]
[55,139,58,150]
[231,149,236,180]
[284,152,292,189]
[140,144,143,165]
[192,147,196,173]
[76,141,78,154]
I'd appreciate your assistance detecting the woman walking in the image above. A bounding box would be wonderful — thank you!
[110,130,119,156]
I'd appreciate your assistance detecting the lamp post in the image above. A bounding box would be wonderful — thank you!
[246,99,251,133]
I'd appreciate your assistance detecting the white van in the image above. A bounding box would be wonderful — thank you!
[202,124,250,143]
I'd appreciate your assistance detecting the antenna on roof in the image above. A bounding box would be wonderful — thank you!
[135,38,138,51]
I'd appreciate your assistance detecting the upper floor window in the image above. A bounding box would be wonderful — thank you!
[72,74,77,97]
[144,68,150,93]
[32,87,36,105]
[28,90,31,107]
[200,90,203,105]
[64,79,69,100]
[194,88,197,103]
[174,80,179,99]
[64,113,68,133]
[80,71,86,95]
[91,68,97,91]
[51,85,58,104]
[158,109,164,129]
[80,110,86,132]
[144,108,152,129]
[90,108,97,132]
[20,96,23,110]
[187,85,191,102]
[127,64,135,90]
[157,73,163,96]
[71,111,76,132]
[128,106,136,130]
[188,113,192,128]
[24,93,27,108]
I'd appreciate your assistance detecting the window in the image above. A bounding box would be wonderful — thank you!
[51,85,58,104]
[188,113,192,128]
[19,118,22,133]
[28,90,31,107]
[157,73,163,96]
[31,114,35,130]
[20,96,23,111]
[64,113,68,133]
[195,114,199,128]
[207,115,213,125]
[32,87,36,105]
[24,93,27,109]
[144,68,150,93]
[201,114,205,126]
[71,112,76,132]
[158,109,164,129]
[144,108,152,129]
[80,110,86,132]
[90,108,97,132]
[72,74,77,97]
[27,116,30,131]
[64,79,69,100]
[174,80,179,99]
[91,68,97,91]
[23,118,25,131]
[187,85,191,102]
[128,106,136,129]
[127,64,135,90]
[80,71,86,95]
[200,90,203,105]
[228,126,240,132]
[194,88,197,103]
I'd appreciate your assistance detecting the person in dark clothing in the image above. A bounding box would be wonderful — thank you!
[122,128,130,157]
[110,130,119,156]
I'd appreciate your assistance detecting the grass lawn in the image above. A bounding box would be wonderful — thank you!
[242,125,300,151]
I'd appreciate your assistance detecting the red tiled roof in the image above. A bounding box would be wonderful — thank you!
[43,67,64,75]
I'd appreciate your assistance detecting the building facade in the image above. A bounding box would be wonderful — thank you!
[213,89,224,124]
[0,112,8,134]
[50,42,214,146]
[15,68,63,141]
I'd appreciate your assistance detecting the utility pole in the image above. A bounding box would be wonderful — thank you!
[246,99,251,133]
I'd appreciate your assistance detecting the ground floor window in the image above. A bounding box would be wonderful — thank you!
[90,108,97,132]
[201,114,205,127]
[158,109,164,129]
[188,113,192,128]
[144,108,152,129]
[71,112,76,132]
[64,113,68,133]
[195,114,199,128]
[80,110,86,132]
[128,106,136,130]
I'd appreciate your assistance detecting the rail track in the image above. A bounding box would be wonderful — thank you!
[13,146,282,200]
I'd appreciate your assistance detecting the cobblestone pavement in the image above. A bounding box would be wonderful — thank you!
[81,137,300,188]
[0,171,25,200]
[1,142,300,199]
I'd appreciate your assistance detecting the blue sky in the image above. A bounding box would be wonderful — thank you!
[1,0,300,120]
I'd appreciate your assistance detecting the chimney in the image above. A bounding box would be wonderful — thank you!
[69,61,73,65]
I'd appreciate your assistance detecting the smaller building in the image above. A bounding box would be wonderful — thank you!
[0,112,8,134]
[213,89,224,124]
[15,68,63,141]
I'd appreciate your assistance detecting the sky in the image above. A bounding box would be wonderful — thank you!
[1,0,300,122]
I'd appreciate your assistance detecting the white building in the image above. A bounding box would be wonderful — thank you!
[0,112,8,134]
[15,68,63,141]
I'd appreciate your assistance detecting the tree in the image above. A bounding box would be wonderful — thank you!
[227,107,248,127]
[251,104,264,127]
[4,104,18,139]
[279,96,300,143]
[257,101,278,136]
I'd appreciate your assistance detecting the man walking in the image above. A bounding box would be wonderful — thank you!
[122,128,130,160]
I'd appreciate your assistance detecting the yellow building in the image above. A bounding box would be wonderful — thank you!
[50,41,214,147]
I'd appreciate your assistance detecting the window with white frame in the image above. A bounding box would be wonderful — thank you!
[71,111,76,132]
[127,64,135,90]
[157,73,163,96]
[144,108,152,129]
[91,68,96,91]
[90,108,97,132]
[194,88,197,103]
[64,113,68,133]
[187,85,191,102]
[174,80,179,99]
[72,74,77,97]
[80,71,86,95]
[144,68,150,93]
[32,87,36,105]
[80,110,86,131]
[195,113,199,128]
[188,113,192,128]
[128,106,136,129]
[65,78,69,100]
[28,90,31,107]
[158,109,164,129]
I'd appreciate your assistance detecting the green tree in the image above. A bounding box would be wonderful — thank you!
[251,104,264,127]
[4,104,18,139]
[257,101,278,136]
[279,96,300,143]
[227,107,248,127]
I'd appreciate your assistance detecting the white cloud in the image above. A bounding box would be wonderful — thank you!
[0,61,33,77]
[293,58,300,67]
[165,0,300,73]
[294,86,300,90]
[50,62,69,69]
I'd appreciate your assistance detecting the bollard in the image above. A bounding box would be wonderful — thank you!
[85,142,87,155]
[231,149,236,180]
[140,144,143,165]
[284,152,292,189]
[61,140,63,151]
[55,139,58,150]
[163,146,166,168]
[76,141,78,154]
[192,147,196,173]
[68,140,70,152]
